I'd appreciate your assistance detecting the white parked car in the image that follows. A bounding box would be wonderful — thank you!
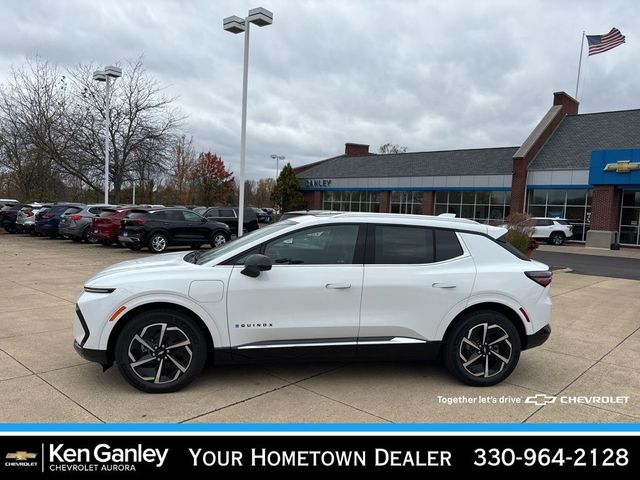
[532,217,573,245]
[74,213,552,393]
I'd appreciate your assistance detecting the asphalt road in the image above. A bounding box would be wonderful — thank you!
[535,250,640,280]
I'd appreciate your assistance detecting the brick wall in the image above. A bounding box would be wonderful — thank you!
[422,191,435,215]
[302,190,322,209]
[590,185,621,230]
[379,191,390,213]
[511,91,579,213]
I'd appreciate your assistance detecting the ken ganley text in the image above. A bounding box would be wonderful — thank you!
[189,448,452,467]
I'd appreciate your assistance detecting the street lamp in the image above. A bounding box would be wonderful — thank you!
[224,7,273,236]
[93,65,122,205]
[271,154,285,179]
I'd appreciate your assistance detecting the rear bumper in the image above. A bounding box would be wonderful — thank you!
[524,324,551,350]
[74,340,109,365]
[118,235,143,246]
[59,225,84,237]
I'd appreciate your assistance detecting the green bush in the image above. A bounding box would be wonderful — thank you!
[507,230,530,254]
[503,213,535,254]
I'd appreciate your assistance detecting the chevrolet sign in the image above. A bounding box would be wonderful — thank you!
[303,179,332,188]
[603,160,640,173]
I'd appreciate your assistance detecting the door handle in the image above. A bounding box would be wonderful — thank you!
[432,283,456,289]
[326,283,351,289]
[162,222,170,226]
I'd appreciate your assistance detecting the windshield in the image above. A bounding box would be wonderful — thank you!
[194,221,295,265]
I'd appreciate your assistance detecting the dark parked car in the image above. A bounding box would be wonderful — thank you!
[34,203,84,238]
[118,207,231,253]
[0,203,25,233]
[251,207,270,223]
[91,207,133,246]
[200,207,259,235]
[59,204,111,243]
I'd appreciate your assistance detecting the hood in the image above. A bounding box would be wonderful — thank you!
[85,251,189,285]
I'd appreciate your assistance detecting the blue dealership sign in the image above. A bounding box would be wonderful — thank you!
[589,149,640,185]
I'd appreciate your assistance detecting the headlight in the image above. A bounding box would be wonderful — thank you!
[84,287,115,294]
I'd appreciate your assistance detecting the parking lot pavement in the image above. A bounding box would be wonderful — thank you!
[0,233,638,424]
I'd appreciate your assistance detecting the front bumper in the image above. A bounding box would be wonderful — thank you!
[524,324,551,350]
[74,340,109,365]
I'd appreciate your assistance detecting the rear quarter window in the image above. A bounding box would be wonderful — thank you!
[435,230,464,261]
[495,234,530,261]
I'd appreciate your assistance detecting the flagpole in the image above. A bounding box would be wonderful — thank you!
[575,31,585,99]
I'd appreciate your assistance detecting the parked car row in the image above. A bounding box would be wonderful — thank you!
[2,201,281,254]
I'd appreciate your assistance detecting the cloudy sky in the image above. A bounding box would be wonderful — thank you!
[0,0,637,180]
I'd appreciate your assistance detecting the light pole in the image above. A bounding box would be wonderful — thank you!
[271,154,285,180]
[224,7,273,236]
[93,65,122,205]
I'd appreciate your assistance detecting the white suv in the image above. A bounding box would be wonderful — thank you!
[532,217,573,245]
[73,213,552,393]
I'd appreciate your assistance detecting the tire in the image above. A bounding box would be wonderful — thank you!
[83,227,99,244]
[114,309,207,393]
[128,245,143,251]
[148,233,168,253]
[548,232,565,245]
[210,231,228,248]
[443,310,521,387]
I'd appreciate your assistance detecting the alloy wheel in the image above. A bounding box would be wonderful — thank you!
[151,235,167,252]
[458,323,512,378]
[127,323,193,384]
[212,233,227,248]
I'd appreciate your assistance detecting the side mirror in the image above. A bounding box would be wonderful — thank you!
[241,254,272,278]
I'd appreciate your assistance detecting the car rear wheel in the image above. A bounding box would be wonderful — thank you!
[83,227,99,244]
[549,232,565,245]
[114,309,207,393]
[148,233,168,253]
[211,232,228,248]
[443,310,521,387]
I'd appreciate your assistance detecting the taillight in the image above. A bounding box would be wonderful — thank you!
[44,213,54,219]
[26,211,34,217]
[124,219,145,226]
[70,215,82,221]
[525,270,553,287]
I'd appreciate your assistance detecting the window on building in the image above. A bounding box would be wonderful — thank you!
[433,190,511,223]
[527,189,592,241]
[620,189,640,245]
[322,191,381,212]
[390,191,423,214]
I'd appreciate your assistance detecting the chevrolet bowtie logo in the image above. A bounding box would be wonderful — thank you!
[603,160,640,173]
[5,451,37,461]
[524,394,557,406]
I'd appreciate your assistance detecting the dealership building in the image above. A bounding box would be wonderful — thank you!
[296,92,640,248]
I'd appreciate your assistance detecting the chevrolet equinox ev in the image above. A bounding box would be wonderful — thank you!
[73,213,552,393]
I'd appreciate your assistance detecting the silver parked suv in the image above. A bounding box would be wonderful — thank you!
[58,204,111,243]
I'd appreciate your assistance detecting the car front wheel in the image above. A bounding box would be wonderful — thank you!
[114,309,207,393]
[443,310,521,386]
[148,233,168,253]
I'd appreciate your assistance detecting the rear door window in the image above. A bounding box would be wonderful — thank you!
[374,225,434,264]
[165,210,185,221]
[219,209,235,218]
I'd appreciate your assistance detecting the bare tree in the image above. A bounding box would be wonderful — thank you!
[0,56,185,203]
[378,143,408,154]
[70,58,184,202]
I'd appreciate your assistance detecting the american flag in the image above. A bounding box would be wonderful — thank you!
[587,28,626,56]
